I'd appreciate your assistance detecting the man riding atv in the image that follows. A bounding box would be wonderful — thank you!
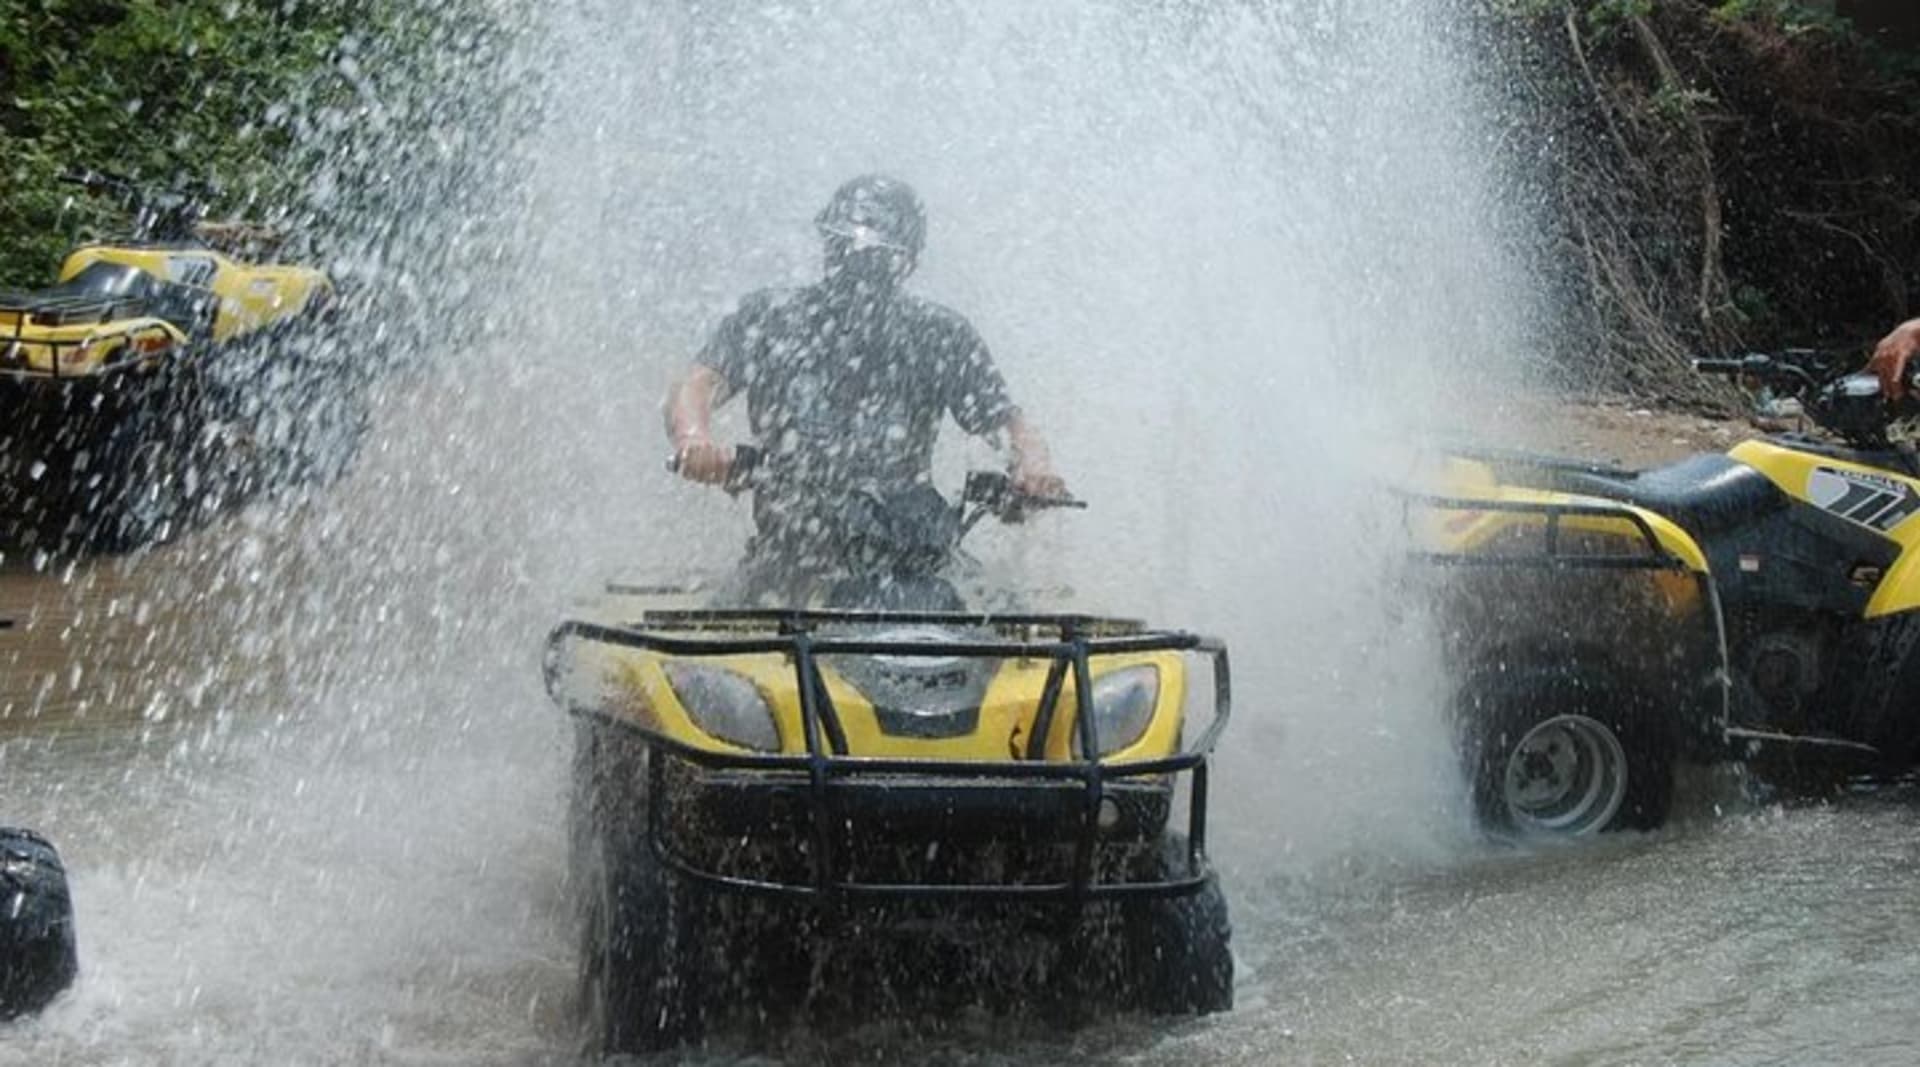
[663,174,1066,604]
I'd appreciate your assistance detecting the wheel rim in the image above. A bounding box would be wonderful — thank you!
[121,439,179,539]
[1501,713,1629,836]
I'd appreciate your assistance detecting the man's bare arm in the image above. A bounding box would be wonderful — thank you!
[1005,411,1067,498]
[664,365,734,485]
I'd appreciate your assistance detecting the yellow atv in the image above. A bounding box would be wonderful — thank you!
[1408,350,1920,839]
[544,454,1234,1053]
[0,170,350,551]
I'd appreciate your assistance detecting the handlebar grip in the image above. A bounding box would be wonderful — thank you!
[665,442,761,494]
[1692,357,1747,375]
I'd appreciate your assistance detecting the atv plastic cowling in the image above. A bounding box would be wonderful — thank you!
[548,611,1231,903]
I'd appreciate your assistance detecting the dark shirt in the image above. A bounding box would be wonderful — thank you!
[696,282,1017,557]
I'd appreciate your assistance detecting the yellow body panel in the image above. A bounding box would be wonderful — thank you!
[59,246,329,343]
[1728,439,1920,617]
[581,644,1190,766]
[1,245,328,380]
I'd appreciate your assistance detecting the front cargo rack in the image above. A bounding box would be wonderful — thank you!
[544,608,1232,904]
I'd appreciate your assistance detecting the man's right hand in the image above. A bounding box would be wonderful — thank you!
[1868,318,1920,400]
[672,436,734,485]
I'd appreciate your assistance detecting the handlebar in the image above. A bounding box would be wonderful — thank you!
[960,469,1086,516]
[666,443,1084,517]
[1692,350,1833,389]
[1693,349,1920,448]
[57,167,213,242]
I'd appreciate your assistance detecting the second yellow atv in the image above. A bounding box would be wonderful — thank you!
[0,170,361,551]
[545,462,1234,1053]
[1408,349,1920,840]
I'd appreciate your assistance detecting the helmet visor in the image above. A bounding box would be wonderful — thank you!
[818,219,914,254]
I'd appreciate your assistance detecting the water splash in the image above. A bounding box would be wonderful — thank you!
[520,1,1520,866]
[2,1,1532,1060]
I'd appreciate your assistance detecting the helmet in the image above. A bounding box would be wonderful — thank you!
[815,174,926,258]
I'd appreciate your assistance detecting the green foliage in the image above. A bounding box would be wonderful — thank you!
[1710,0,1853,37]
[1651,83,1718,120]
[1473,0,1920,399]
[0,0,516,284]
[1586,0,1654,36]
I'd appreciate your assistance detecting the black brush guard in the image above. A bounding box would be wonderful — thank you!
[1405,491,1691,571]
[545,609,1231,904]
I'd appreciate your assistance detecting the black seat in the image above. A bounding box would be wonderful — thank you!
[1554,453,1787,537]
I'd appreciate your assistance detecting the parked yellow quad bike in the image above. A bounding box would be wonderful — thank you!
[544,461,1234,1054]
[0,169,359,551]
[1405,349,1920,840]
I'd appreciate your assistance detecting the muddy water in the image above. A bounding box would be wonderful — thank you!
[3,533,1920,1065]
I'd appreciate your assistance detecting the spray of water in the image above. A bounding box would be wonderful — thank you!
[1,2,1532,1061]
[523,0,1518,865]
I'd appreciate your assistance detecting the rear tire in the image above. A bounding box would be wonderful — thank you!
[0,828,78,1020]
[1461,665,1674,838]
[1122,836,1233,1015]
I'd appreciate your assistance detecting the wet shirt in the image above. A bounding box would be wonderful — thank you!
[696,283,1017,550]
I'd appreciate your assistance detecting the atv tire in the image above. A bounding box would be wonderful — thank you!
[1122,836,1233,1015]
[572,722,708,1055]
[1461,664,1674,838]
[91,412,195,554]
[1847,613,1920,769]
[0,828,78,1020]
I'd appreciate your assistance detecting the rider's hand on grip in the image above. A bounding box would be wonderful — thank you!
[669,437,734,486]
[1868,319,1920,401]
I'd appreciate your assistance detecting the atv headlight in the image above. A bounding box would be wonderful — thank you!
[662,663,781,751]
[1082,665,1161,757]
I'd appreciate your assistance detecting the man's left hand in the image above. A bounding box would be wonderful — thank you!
[1011,459,1068,501]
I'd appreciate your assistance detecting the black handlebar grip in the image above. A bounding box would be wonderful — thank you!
[665,442,762,494]
[1692,357,1750,376]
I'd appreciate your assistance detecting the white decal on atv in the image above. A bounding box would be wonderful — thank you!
[1808,467,1920,532]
